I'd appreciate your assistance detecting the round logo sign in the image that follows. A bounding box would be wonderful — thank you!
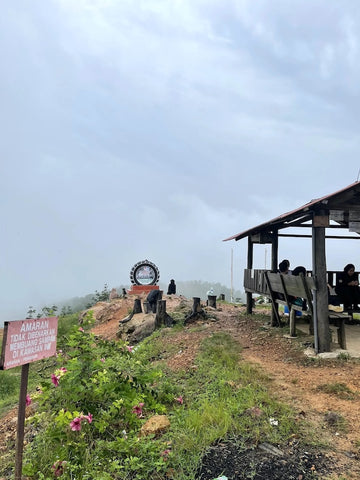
[130,260,160,286]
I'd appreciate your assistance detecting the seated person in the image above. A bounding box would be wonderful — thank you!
[278,259,290,275]
[327,284,341,307]
[335,263,360,310]
[292,266,307,310]
[276,260,290,302]
[167,279,176,295]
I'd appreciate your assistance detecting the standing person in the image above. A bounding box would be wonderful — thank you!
[167,279,176,295]
[335,263,360,310]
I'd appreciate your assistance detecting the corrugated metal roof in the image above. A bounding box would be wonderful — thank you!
[223,181,360,241]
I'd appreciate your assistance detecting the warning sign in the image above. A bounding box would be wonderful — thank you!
[0,317,58,370]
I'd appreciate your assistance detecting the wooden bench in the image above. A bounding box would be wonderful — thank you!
[264,272,349,349]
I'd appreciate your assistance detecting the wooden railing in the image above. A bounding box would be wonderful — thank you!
[243,269,270,295]
[243,269,346,295]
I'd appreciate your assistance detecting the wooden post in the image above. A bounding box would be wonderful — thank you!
[271,231,279,327]
[133,299,142,314]
[219,294,225,301]
[289,308,297,337]
[15,363,29,480]
[312,218,330,353]
[143,301,151,314]
[207,295,217,308]
[246,237,254,314]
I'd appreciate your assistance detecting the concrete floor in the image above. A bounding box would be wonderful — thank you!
[295,318,360,358]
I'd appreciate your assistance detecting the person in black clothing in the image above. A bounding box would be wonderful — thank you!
[292,266,307,310]
[335,263,360,310]
[167,279,176,295]
[146,289,162,313]
[278,259,291,274]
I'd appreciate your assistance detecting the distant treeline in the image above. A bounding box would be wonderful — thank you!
[27,281,245,319]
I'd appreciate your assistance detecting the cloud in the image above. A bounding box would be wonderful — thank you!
[2,0,360,323]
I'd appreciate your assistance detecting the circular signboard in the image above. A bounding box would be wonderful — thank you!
[130,260,160,286]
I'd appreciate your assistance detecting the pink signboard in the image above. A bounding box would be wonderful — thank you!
[0,317,58,370]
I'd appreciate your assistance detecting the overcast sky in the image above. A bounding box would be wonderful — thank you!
[2,0,360,323]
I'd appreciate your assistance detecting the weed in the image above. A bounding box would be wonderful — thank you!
[316,382,357,400]
[337,352,350,361]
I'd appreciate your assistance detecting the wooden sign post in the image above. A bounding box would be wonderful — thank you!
[0,317,59,480]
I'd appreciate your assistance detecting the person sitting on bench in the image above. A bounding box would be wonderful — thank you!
[292,266,307,309]
[335,263,360,311]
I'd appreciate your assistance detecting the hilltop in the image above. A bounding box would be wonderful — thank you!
[1,297,360,479]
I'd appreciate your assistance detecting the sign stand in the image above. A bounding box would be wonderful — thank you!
[0,316,59,480]
[15,363,29,480]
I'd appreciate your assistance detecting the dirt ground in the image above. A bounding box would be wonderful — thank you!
[1,297,360,479]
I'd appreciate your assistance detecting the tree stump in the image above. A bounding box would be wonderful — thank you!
[143,301,151,314]
[155,300,174,328]
[192,297,202,313]
[208,295,217,308]
[185,297,205,324]
[133,298,142,314]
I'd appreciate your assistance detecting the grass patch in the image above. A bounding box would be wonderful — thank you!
[1,315,318,480]
[316,382,357,400]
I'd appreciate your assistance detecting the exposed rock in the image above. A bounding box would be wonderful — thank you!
[117,313,157,344]
[140,415,170,437]
[78,299,134,325]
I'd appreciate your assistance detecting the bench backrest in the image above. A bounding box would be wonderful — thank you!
[265,272,316,298]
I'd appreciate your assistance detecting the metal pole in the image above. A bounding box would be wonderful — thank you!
[15,363,29,480]
[230,248,234,303]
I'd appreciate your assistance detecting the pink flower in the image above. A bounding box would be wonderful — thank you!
[100,358,105,363]
[132,402,144,417]
[51,374,60,387]
[81,413,93,424]
[175,395,183,405]
[59,367,67,373]
[70,417,82,431]
[161,449,171,461]
[78,327,84,332]
[25,394,32,406]
[126,345,134,353]
[52,460,67,477]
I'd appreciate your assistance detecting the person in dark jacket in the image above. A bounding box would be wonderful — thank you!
[146,289,162,313]
[167,279,176,295]
[335,263,360,310]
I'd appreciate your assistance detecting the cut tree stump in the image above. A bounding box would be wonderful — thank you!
[155,300,174,328]
[185,297,205,324]
[143,301,151,314]
[133,298,142,314]
[207,295,217,308]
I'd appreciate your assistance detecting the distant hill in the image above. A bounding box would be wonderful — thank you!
[12,281,245,323]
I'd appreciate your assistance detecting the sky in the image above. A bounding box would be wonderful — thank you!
[2,0,360,323]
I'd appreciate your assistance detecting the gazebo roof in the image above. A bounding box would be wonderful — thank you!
[223,181,360,242]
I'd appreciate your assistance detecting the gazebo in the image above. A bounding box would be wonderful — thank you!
[223,182,360,353]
